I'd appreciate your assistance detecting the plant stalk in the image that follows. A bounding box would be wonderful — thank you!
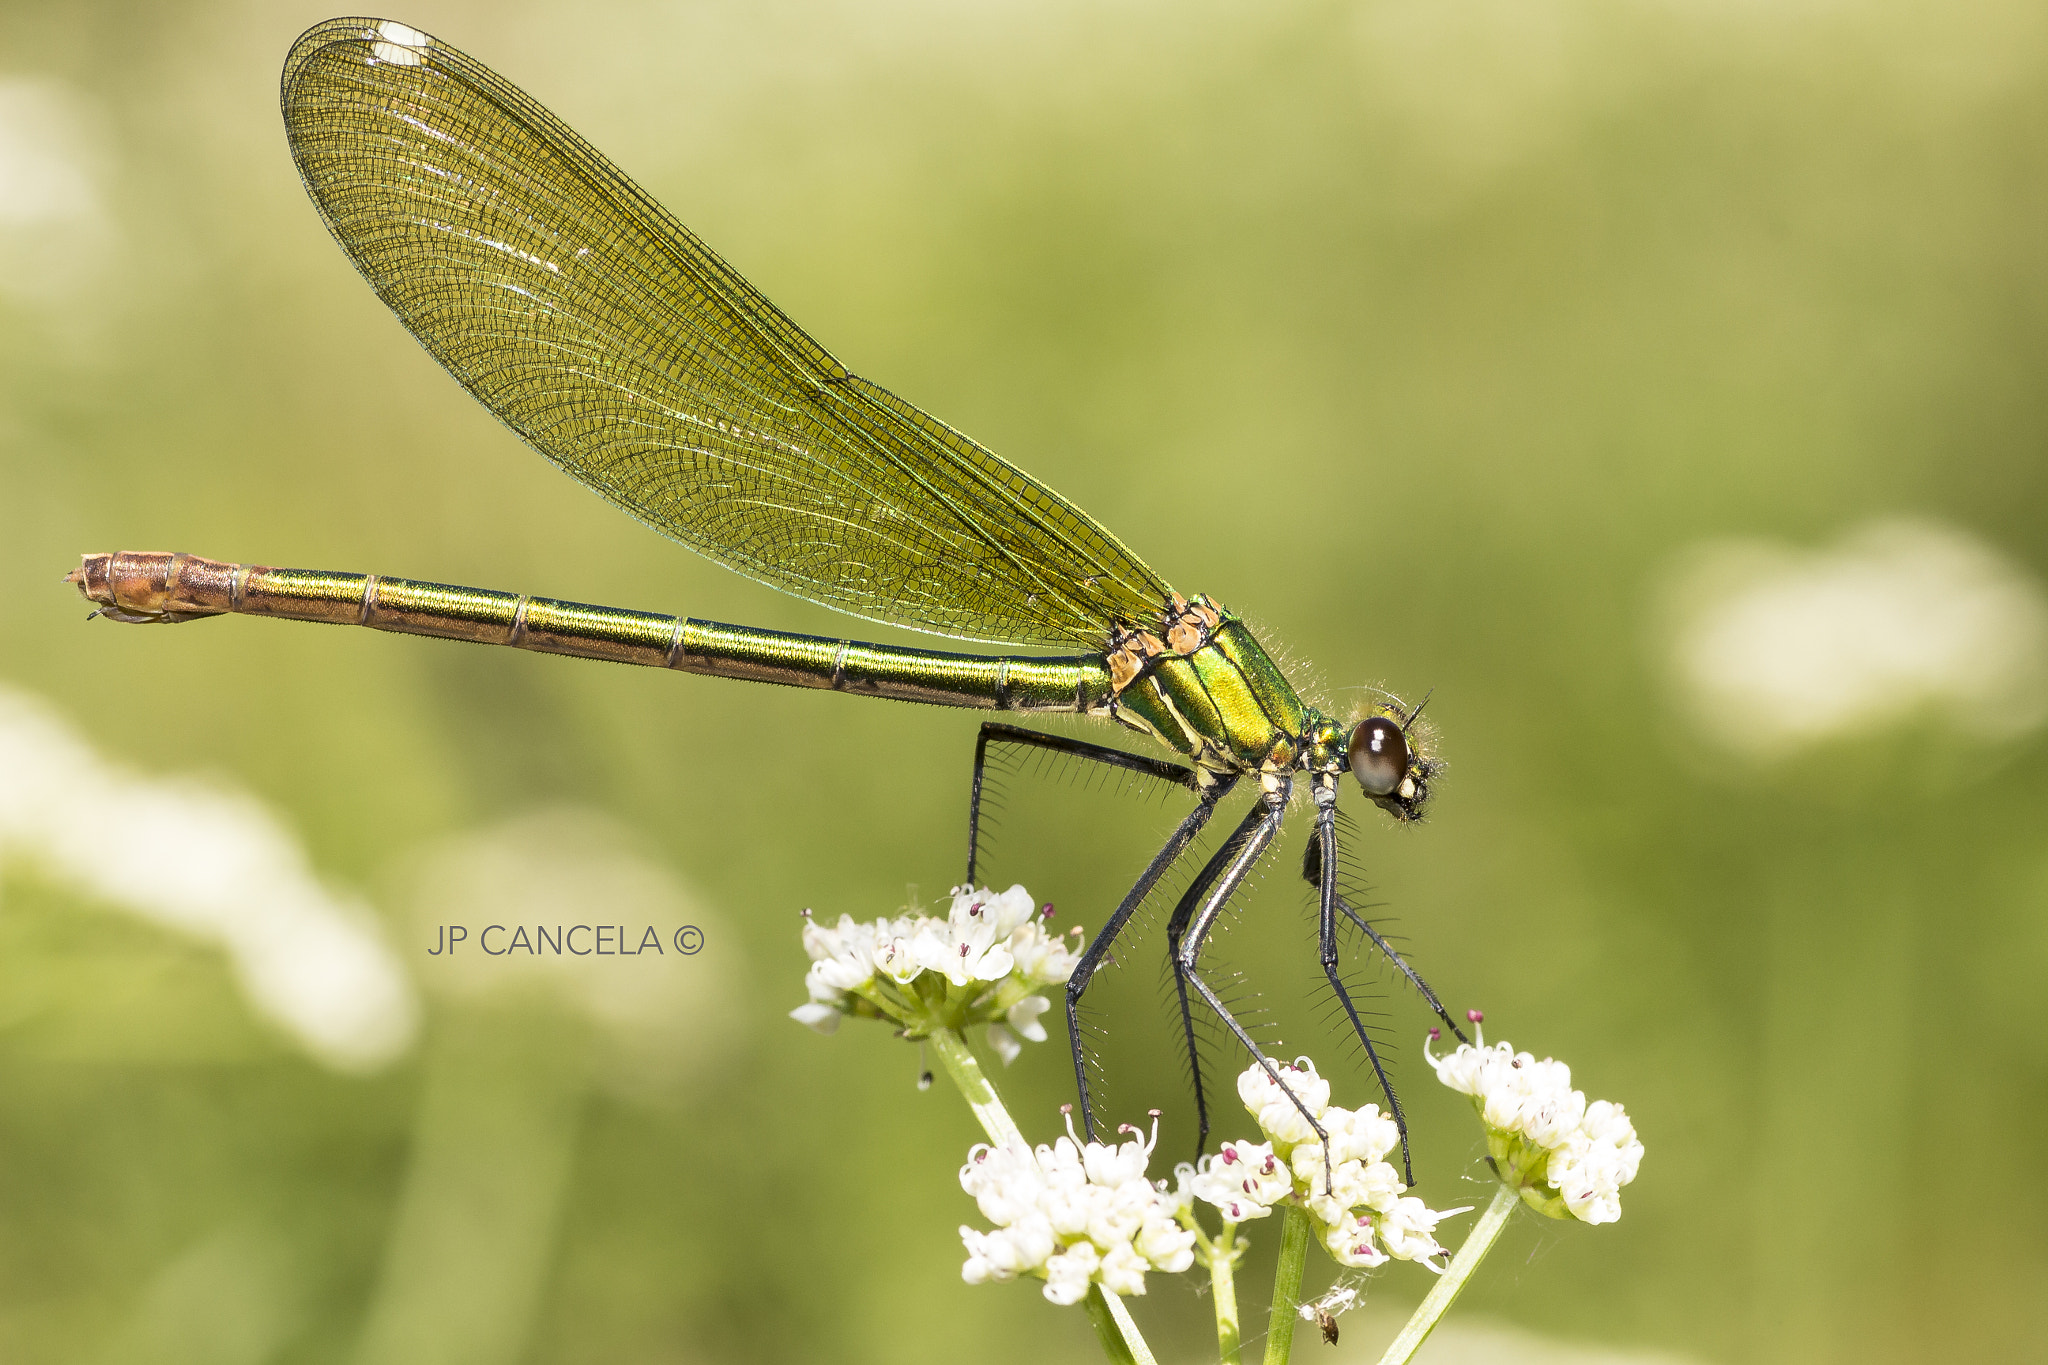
[926,1027,1025,1149]
[1098,1286,1158,1365]
[1261,1204,1314,1365]
[1373,1182,1519,1365]
[1084,1286,1142,1365]
[1211,1224,1244,1365]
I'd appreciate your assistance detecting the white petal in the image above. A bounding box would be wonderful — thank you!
[788,1003,841,1034]
[1007,994,1051,1042]
[990,884,1039,936]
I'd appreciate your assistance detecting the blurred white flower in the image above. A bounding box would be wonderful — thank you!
[1663,518,2048,759]
[1427,1025,1643,1225]
[790,883,1082,1060]
[1186,1057,1468,1270]
[959,1112,1195,1305]
[0,684,414,1069]
[0,77,117,305]
[985,1022,1022,1065]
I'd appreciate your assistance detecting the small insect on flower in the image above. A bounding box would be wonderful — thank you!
[1426,1016,1645,1224]
[958,1108,1197,1305]
[789,884,1082,1059]
[1299,1283,1360,1345]
[1184,1058,1470,1271]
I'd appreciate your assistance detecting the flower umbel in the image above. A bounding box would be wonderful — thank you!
[789,884,1081,1060]
[1185,1057,1469,1271]
[959,1110,1197,1305]
[1426,1017,1645,1224]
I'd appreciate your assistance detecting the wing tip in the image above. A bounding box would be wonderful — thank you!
[282,16,444,109]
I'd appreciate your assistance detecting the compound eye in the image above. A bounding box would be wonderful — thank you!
[1348,716,1410,797]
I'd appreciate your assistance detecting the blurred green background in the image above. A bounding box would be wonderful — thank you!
[4,0,2047,1361]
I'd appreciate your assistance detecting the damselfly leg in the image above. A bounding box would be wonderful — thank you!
[1174,784,1343,1187]
[1161,814,1259,1158]
[962,722,1240,1143]
[963,725,1461,1176]
[1310,785,1416,1182]
[964,723,1203,885]
[1299,819,1468,1041]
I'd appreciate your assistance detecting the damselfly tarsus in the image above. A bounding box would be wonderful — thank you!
[69,16,1465,1174]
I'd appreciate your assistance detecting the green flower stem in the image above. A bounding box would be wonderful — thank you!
[1084,1286,1141,1365]
[1210,1224,1244,1365]
[927,1028,1156,1365]
[1373,1182,1519,1365]
[925,1027,1025,1149]
[1097,1286,1158,1365]
[1261,1204,1313,1365]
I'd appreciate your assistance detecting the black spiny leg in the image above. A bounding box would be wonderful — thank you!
[965,722,1200,885]
[1175,781,1339,1190]
[1300,815,1466,1044]
[961,722,1236,1141]
[1163,827,1248,1159]
[1063,784,1234,1139]
[1311,782,1417,1184]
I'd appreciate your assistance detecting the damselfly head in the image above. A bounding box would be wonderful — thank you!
[1343,700,1435,820]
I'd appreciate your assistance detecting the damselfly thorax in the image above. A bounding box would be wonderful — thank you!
[1102,592,1434,815]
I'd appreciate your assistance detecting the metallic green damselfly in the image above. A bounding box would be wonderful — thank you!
[70,16,1464,1171]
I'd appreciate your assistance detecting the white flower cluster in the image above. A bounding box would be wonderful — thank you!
[789,884,1081,1060]
[958,1115,1197,1305]
[1426,1029,1644,1224]
[1184,1058,1466,1270]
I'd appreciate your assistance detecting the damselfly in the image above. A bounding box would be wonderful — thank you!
[68,16,1464,1173]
